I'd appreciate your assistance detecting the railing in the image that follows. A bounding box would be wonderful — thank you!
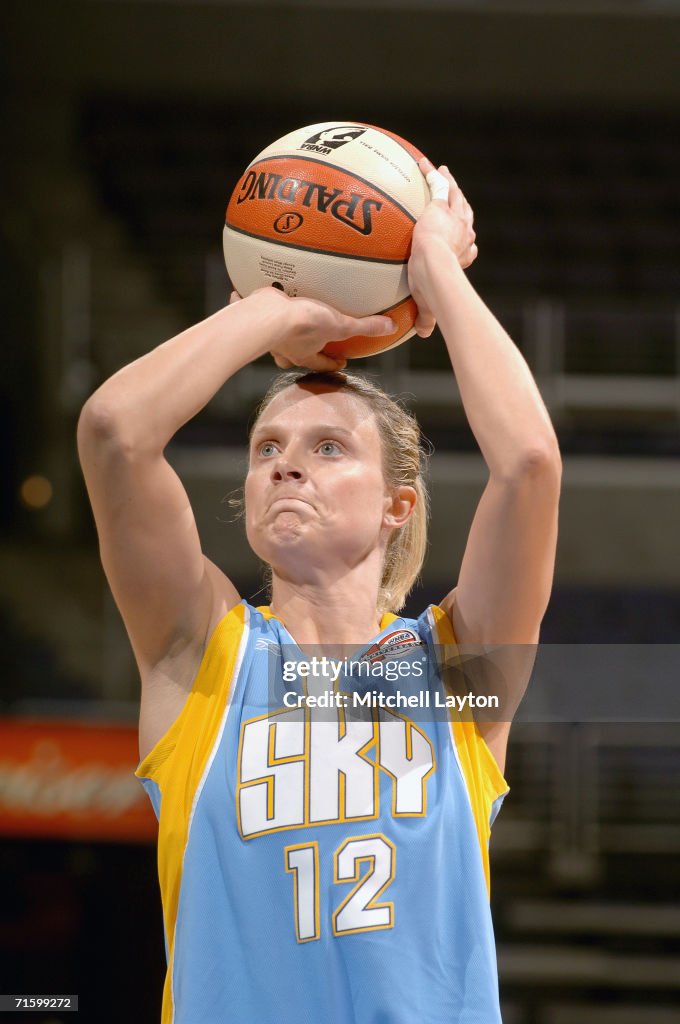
[203,252,680,420]
[44,245,680,422]
[493,722,680,871]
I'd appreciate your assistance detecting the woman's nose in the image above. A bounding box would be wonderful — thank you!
[271,458,304,481]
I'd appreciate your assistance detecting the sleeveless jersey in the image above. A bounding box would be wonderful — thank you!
[135,601,509,1024]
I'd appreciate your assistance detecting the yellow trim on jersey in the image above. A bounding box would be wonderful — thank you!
[257,605,399,632]
[134,603,248,1024]
[429,604,509,897]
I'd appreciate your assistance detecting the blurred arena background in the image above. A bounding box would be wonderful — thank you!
[1,0,679,1021]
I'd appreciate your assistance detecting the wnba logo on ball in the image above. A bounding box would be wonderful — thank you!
[274,212,303,234]
[300,126,367,156]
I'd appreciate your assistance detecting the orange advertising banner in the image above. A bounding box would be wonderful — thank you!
[0,717,157,842]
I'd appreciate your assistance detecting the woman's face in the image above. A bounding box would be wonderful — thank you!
[245,383,394,581]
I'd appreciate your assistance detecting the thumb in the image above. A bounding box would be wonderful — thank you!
[341,314,396,339]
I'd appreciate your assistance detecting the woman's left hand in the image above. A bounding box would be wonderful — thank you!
[408,158,478,337]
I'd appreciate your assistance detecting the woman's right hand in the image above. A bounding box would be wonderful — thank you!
[230,287,396,371]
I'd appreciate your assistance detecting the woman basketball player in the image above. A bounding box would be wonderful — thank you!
[77,158,561,1023]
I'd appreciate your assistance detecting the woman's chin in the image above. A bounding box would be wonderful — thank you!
[271,510,308,534]
[249,524,310,566]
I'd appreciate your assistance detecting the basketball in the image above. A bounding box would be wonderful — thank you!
[223,122,430,359]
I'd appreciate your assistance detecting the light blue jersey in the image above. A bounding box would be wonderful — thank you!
[136,600,508,1024]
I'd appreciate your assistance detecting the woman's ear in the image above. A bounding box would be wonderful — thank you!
[383,485,417,528]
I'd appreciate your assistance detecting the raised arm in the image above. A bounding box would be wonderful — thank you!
[408,161,562,772]
[77,288,395,686]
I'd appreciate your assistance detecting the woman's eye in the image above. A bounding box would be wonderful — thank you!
[259,443,278,457]
[319,441,341,456]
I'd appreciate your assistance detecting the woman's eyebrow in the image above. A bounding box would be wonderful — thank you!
[311,425,355,439]
[250,423,355,444]
[249,425,278,447]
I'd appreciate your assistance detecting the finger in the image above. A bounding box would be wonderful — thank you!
[439,166,463,211]
[414,310,436,338]
[413,313,436,337]
[272,353,294,369]
[440,164,459,186]
[337,314,396,340]
[425,166,450,204]
[305,352,350,372]
[417,157,450,203]
[450,184,467,215]
[460,243,479,270]
[439,166,468,215]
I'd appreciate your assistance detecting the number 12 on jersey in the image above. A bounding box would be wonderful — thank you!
[284,834,396,942]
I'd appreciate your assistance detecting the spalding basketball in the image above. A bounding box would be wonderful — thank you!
[223,122,429,359]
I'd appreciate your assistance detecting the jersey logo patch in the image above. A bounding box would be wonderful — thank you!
[361,629,424,663]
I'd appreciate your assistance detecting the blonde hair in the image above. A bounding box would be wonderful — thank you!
[235,370,431,614]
